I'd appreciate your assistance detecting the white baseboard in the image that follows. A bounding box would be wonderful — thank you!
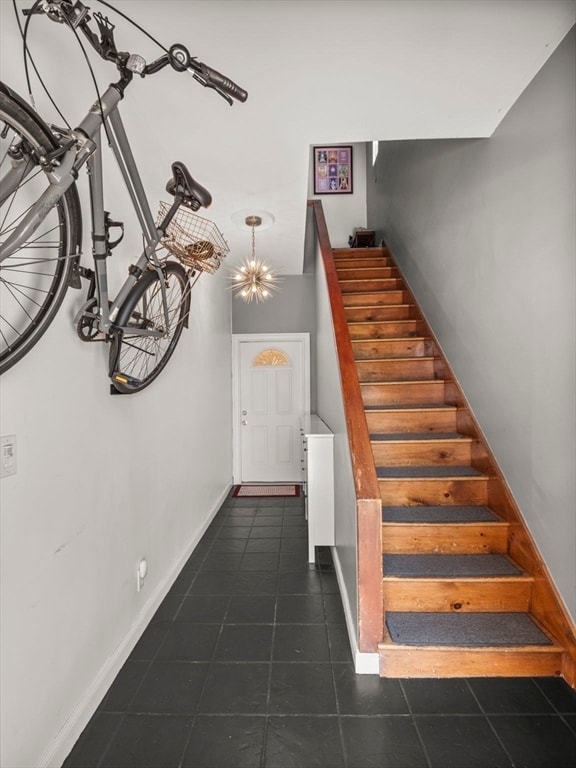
[40,483,232,768]
[330,546,379,675]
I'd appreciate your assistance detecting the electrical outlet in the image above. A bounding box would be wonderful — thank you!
[137,558,148,591]
[0,435,17,478]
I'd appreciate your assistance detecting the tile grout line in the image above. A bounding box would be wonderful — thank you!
[397,680,434,768]
[464,679,516,767]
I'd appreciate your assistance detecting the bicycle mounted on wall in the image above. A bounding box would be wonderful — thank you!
[0,0,247,393]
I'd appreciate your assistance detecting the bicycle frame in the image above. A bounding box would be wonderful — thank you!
[3,82,171,339]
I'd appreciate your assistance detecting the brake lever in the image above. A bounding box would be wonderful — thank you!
[191,73,233,106]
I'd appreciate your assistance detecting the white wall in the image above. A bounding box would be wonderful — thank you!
[1,273,233,768]
[309,143,368,248]
[314,243,359,651]
[0,9,235,768]
[367,28,576,620]
[0,272,234,768]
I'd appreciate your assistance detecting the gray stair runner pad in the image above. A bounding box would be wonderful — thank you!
[382,506,499,523]
[383,554,521,577]
[386,612,552,647]
[377,466,482,478]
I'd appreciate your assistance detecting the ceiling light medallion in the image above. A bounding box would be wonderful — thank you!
[230,215,280,303]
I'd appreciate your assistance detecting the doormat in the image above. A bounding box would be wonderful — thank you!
[233,484,300,498]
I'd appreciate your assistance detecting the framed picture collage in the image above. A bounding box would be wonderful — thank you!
[313,146,353,194]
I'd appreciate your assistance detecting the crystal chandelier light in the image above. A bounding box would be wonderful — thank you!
[230,215,280,303]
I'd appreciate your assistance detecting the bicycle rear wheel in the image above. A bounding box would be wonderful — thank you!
[109,261,191,394]
[0,87,82,374]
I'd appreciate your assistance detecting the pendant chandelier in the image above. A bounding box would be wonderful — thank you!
[230,215,280,303]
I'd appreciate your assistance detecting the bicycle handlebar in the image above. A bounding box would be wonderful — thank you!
[189,60,248,104]
[22,0,248,104]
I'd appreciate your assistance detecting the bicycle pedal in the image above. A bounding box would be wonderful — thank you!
[111,372,141,388]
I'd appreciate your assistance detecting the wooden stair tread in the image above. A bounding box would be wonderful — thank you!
[348,320,419,326]
[342,291,409,306]
[334,248,389,255]
[336,268,399,277]
[352,335,426,340]
[348,320,426,328]
[340,284,403,296]
[382,505,500,523]
[357,356,436,364]
[365,404,455,411]
[336,266,396,272]
[372,432,468,441]
[351,332,425,342]
[363,380,445,387]
[348,303,414,308]
[346,308,417,322]
[363,377,442,381]
[333,248,386,255]
[340,278,399,284]
[356,356,436,363]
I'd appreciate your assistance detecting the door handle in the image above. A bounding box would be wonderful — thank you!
[241,420,248,426]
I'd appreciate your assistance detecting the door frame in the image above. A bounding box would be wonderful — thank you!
[232,333,311,484]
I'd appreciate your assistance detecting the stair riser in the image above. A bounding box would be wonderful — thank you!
[346,306,416,322]
[371,440,473,466]
[337,267,397,280]
[365,409,458,434]
[342,291,409,306]
[340,279,402,293]
[357,359,436,382]
[362,381,446,406]
[378,477,489,506]
[382,523,508,554]
[349,321,425,340]
[335,258,393,269]
[378,647,563,679]
[353,339,432,359]
[333,247,388,259]
[382,578,532,612]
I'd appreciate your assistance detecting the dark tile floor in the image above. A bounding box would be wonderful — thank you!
[64,492,576,768]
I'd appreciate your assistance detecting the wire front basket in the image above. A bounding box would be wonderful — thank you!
[157,202,230,274]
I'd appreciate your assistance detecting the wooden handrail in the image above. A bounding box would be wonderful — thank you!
[308,200,383,653]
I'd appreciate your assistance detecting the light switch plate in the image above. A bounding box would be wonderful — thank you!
[1,435,17,478]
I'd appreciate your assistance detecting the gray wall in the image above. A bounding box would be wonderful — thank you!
[232,275,316,335]
[367,28,576,619]
[232,274,317,410]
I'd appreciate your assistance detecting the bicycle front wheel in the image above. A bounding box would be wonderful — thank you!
[109,261,191,394]
[0,87,82,374]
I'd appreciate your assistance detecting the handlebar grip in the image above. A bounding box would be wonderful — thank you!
[195,61,248,103]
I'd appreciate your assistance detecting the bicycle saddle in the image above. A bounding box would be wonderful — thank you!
[166,161,212,210]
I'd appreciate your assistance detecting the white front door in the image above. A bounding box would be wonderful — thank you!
[233,335,310,482]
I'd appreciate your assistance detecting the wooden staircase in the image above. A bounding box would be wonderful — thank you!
[333,245,576,683]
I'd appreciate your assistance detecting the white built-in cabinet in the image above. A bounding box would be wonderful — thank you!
[300,415,335,562]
